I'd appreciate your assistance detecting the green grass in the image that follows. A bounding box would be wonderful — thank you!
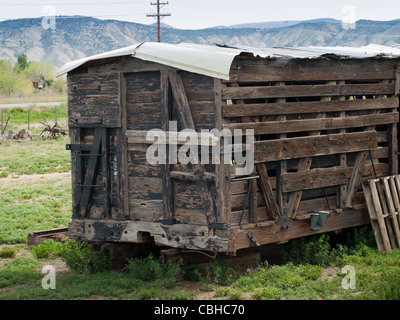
[1,103,68,137]
[0,136,71,178]
[0,173,72,244]
[1,104,400,300]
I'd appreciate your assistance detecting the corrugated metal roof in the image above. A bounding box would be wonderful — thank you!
[57,42,400,80]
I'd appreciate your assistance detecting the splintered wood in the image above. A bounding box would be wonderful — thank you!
[362,175,400,252]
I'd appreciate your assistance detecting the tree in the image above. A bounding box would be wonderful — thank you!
[0,59,33,96]
[22,61,54,83]
[15,54,30,73]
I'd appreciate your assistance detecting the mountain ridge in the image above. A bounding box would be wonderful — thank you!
[0,16,399,68]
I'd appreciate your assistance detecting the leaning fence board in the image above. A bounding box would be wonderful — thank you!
[362,175,400,252]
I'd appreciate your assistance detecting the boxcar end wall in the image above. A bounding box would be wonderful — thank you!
[66,51,400,253]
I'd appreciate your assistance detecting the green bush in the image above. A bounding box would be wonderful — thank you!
[126,253,181,286]
[59,239,113,274]
[0,246,17,258]
[29,240,62,259]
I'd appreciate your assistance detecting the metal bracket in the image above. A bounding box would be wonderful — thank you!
[209,223,231,230]
[66,144,92,151]
[247,231,260,246]
[307,211,328,231]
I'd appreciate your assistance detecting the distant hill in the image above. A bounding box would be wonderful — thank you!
[221,18,343,29]
[0,16,399,68]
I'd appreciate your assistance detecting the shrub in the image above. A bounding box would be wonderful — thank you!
[59,239,113,274]
[0,246,17,258]
[126,253,181,286]
[29,240,62,259]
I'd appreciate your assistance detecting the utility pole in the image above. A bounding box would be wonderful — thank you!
[147,0,171,42]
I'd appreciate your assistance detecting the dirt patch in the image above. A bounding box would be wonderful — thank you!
[0,171,70,182]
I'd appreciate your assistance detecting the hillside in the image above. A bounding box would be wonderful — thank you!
[1,16,400,68]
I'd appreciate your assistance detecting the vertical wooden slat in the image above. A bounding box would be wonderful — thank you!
[382,177,400,247]
[276,82,288,218]
[338,80,347,208]
[160,70,175,224]
[362,182,385,252]
[345,151,368,208]
[230,82,253,222]
[368,179,392,252]
[256,163,281,220]
[118,73,129,219]
[101,128,110,218]
[215,79,231,224]
[377,180,397,248]
[168,70,217,225]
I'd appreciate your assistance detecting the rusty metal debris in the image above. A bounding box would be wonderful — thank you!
[27,227,69,246]
[39,118,67,139]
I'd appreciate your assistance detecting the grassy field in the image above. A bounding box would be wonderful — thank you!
[0,105,400,301]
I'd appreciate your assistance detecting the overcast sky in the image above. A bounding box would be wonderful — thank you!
[1,0,399,29]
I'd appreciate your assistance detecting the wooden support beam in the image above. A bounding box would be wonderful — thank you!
[160,70,175,224]
[167,70,217,225]
[215,79,231,224]
[345,151,368,208]
[256,163,281,220]
[117,73,129,219]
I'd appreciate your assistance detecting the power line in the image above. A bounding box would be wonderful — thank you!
[146,0,170,42]
[2,1,149,5]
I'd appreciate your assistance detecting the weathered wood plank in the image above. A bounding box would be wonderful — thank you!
[232,208,370,249]
[368,179,392,252]
[221,98,397,118]
[168,70,217,225]
[126,130,219,146]
[254,131,377,163]
[160,71,175,224]
[256,163,281,220]
[79,128,104,217]
[382,177,400,247]
[228,57,397,83]
[68,73,122,128]
[362,181,385,251]
[222,83,395,100]
[117,73,129,220]
[345,151,368,208]
[224,112,398,135]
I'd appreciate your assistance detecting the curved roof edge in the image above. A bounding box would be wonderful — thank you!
[57,42,400,80]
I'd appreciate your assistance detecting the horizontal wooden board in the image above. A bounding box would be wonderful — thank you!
[254,131,378,163]
[282,166,350,193]
[228,57,398,83]
[222,83,395,100]
[222,97,397,118]
[225,112,399,135]
[68,73,121,127]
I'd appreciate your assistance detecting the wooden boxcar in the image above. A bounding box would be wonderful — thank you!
[58,42,400,253]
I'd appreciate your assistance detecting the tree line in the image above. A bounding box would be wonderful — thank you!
[0,54,66,97]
